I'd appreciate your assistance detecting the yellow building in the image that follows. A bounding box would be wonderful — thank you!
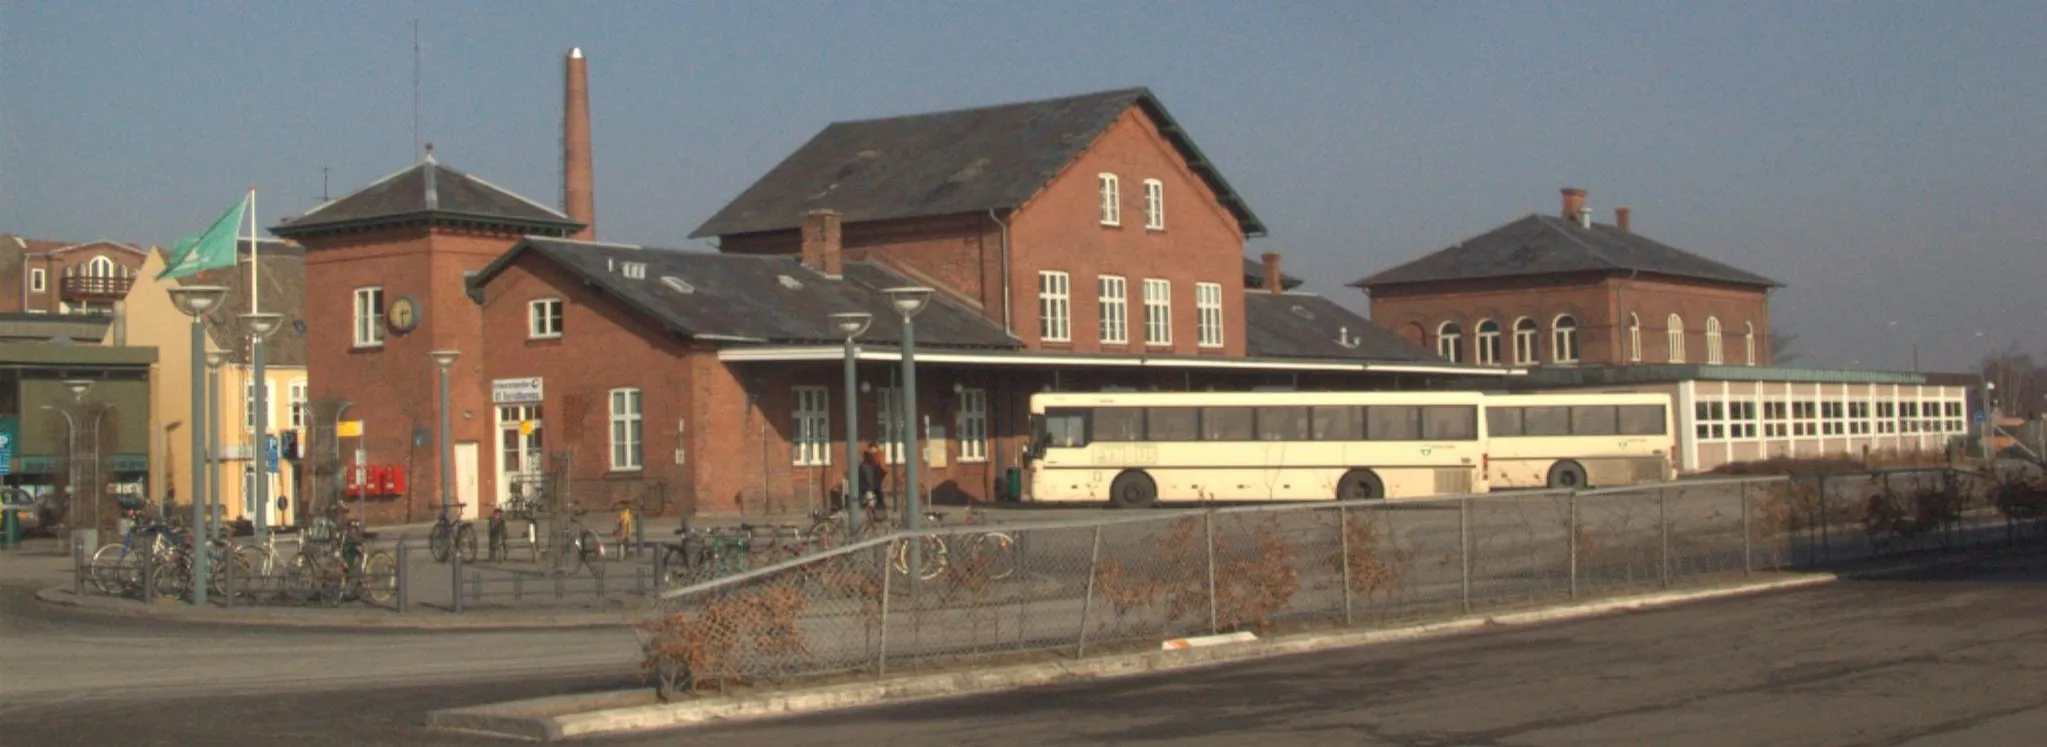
[115,241,306,526]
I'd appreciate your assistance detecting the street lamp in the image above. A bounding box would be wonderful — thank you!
[168,284,228,605]
[829,312,872,534]
[60,379,93,536]
[429,350,459,523]
[881,287,932,537]
[205,350,228,532]
[242,312,283,540]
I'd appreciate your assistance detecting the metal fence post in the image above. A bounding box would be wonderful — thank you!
[73,541,85,597]
[1740,482,1752,576]
[1659,488,1671,588]
[1818,474,1831,563]
[1205,510,1219,635]
[1459,496,1471,615]
[1338,506,1354,626]
[877,544,892,678]
[1568,492,1579,600]
[396,541,410,613]
[142,540,157,602]
[224,543,236,609]
[1076,525,1102,659]
[451,542,465,614]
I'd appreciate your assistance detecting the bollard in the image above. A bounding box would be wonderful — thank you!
[653,545,667,589]
[396,542,410,613]
[451,543,464,614]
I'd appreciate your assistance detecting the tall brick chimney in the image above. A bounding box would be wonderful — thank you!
[1615,207,1632,233]
[1560,187,1586,223]
[564,47,595,240]
[1261,251,1284,294]
[801,209,843,276]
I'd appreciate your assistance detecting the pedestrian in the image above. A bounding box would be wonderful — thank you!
[860,441,888,512]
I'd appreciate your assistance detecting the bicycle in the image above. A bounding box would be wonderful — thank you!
[428,502,478,564]
[486,508,511,561]
[289,506,395,607]
[542,505,605,579]
[656,524,755,587]
[87,510,178,595]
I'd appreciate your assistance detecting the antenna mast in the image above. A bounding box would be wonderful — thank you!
[412,18,422,159]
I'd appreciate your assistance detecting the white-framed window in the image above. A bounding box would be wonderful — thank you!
[1037,271,1071,342]
[1097,173,1121,226]
[791,386,830,466]
[529,298,563,339]
[244,379,273,433]
[1476,320,1502,365]
[86,255,117,277]
[1705,317,1723,364]
[28,268,45,293]
[1876,401,1897,434]
[1195,282,1223,348]
[1552,315,1580,363]
[1763,401,1789,437]
[957,388,988,462]
[1667,314,1685,363]
[1097,275,1127,345]
[609,387,643,470]
[1694,401,1727,440]
[1142,179,1164,230]
[1744,322,1757,366]
[1512,318,1538,365]
[1143,278,1171,346]
[1437,322,1464,363]
[1848,402,1872,435]
[288,379,308,429]
[1820,401,1847,436]
[1628,313,1642,362]
[353,287,385,347]
[876,386,905,463]
[1792,401,1818,437]
[1728,401,1758,438]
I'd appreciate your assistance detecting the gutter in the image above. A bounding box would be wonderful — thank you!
[988,209,1013,337]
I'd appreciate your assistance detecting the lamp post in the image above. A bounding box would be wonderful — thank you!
[429,351,459,522]
[168,285,228,605]
[882,287,933,530]
[241,312,284,541]
[62,379,92,534]
[205,350,228,531]
[829,312,873,535]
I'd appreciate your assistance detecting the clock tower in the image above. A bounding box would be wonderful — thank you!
[272,151,582,523]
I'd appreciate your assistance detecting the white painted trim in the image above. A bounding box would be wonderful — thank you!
[1678,380,1698,471]
[713,345,1518,376]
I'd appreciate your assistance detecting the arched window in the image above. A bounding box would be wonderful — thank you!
[1552,315,1579,364]
[1705,317,1723,364]
[1475,320,1502,365]
[1744,322,1757,366]
[86,256,117,277]
[1667,314,1685,363]
[1512,318,1538,365]
[1436,322,1464,364]
[1628,313,1642,362]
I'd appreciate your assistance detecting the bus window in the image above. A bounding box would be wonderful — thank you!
[1146,407,1200,441]
[1311,406,1362,441]
[1257,406,1311,441]
[1423,406,1478,440]
[1570,405,1619,436]
[1202,407,1255,441]
[1486,407,1524,437]
[1617,405,1667,435]
[1523,406,1571,436]
[1367,406,1421,441]
[1094,408,1145,442]
[1044,408,1090,448]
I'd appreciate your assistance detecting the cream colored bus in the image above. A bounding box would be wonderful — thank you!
[1024,391,1489,507]
[1481,393,1676,490]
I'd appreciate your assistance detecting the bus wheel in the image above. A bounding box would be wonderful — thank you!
[1336,470,1385,502]
[1108,471,1158,509]
[1547,461,1588,490]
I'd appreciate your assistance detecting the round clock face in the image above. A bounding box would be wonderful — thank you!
[388,297,420,334]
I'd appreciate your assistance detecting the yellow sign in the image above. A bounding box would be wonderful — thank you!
[337,420,364,438]
[519,420,534,436]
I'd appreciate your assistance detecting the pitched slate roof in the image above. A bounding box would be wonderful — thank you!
[272,154,581,238]
[691,87,1265,238]
[472,238,1019,349]
[1241,257,1303,291]
[1353,214,1780,290]
[1244,292,1439,362]
[174,239,309,366]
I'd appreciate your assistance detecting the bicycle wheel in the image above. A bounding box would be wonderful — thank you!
[290,552,347,607]
[970,532,1018,580]
[807,519,844,552]
[209,547,253,599]
[233,544,277,600]
[87,544,128,594]
[147,554,190,602]
[456,523,478,564]
[578,530,606,579]
[360,551,397,607]
[428,523,452,563]
[889,536,949,581]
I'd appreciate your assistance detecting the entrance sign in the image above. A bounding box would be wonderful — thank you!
[492,377,544,405]
[337,420,364,438]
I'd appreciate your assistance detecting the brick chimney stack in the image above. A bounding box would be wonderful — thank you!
[1615,207,1632,233]
[1261,251,1284,294]
[564,47,595,240]
[1561,187,1586,223]
[801,209,844,276]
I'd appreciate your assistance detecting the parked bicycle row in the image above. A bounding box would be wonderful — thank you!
[653,496,1020,588]
[81,504,395,608]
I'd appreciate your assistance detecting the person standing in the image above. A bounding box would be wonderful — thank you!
[859,441,889,514]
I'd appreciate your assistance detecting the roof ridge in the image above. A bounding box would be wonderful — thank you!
[1533,214,1624,271]
[460,168,571,220]
[826,87,1149,127]
[296,161,420,220]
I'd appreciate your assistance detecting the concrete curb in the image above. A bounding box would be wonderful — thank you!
[428,572,1840,741]
[32,587,633,631]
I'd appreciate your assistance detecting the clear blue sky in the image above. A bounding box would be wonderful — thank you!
[5,1,2044,372]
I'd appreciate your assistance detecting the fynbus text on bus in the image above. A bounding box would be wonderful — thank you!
[1022,391,1675,507]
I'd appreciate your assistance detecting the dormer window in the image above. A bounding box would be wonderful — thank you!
[621,261,646,279]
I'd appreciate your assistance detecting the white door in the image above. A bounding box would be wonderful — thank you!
[495,405,544,507]
[454,442,479,519]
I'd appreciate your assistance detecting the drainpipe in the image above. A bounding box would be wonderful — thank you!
[987,209,1013,337]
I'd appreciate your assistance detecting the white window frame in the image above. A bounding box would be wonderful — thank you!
[1037,271,1071,342]
[244,378,273,433]
[1552,315,1580,364]
[1097,173,1121,226]
[288,379,308,430]
[1667,314,1685,363]
[957,388,988,462]
[1142,178,1164,230]
[1628,313,1642,362]
[1437,322,1463,364]
[609,387,643,471]
[1476,320,1502,366]
[1195,282,1223,348]
[1694,401,1727,440]
[1098,275,1128,345]
[529,298,563,339]
[28,268,45,293]
[1142,279,1172,346]
[1511,318,1538,365]
[1705,317,1723,364]
[792,386,830,466]
[876,386,905,463]
[353,287,385,348]
[1744,322,1757,366]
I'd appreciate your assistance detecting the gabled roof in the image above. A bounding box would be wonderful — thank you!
[1241,257,1303,291]
[173,239,308,366]
[1243,292,1439,362]
[1,234,72,255]
[1353,214,1781,290]
[42,240,147,257]
[471,237,1019,349]
[691,87,1265,238]
[272,154,581,239]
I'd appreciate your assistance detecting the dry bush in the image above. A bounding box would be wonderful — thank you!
[1329,512,1414,606]
[1212,515,1300,632]
[1091,513,1302,636]
[636,581,812,697]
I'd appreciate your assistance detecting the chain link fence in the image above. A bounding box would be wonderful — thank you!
[634,466,2047,697]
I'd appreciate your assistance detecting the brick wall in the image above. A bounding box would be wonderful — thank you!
[1368,272,1771,367]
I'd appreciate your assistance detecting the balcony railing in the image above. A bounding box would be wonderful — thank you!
[60,275,134,301]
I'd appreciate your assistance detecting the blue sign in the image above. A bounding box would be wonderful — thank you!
[1975,411,1987,423]
[0,417,14,477]
[265,435,281,474]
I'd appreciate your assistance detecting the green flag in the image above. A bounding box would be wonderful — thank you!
[159,192,250,280]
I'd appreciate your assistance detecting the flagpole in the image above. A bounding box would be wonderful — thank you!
[249,186,259,315]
